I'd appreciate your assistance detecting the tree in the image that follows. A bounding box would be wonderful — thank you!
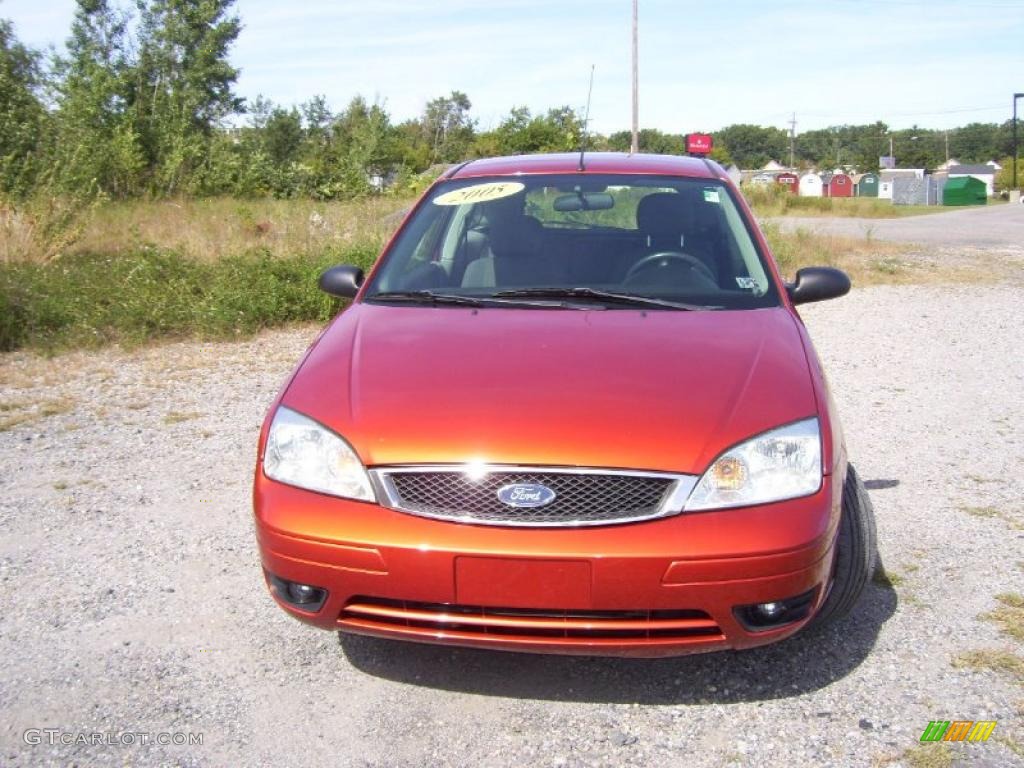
[134,0,243,194]
[715,124,787,169]
[423,90,474,163]
[52,0,142,197]
[0,19,47,195]
[492,106,583,155]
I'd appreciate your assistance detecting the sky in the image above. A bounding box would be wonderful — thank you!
[3,0,1023,136]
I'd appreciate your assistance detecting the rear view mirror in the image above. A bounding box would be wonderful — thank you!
[318,265,364,298]
[553,192,615,212]
[786,267,850,305]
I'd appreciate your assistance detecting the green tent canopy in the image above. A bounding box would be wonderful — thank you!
[943,176,986,206]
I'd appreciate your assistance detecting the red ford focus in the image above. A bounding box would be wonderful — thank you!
[253,153,876,657]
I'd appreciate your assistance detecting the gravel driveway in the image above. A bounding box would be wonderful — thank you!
[2,242,1023,766]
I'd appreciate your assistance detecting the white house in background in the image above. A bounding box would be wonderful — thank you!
[986,160,1003,171]
[762,160,787,172]
[723,164,742,186]
[948,164,997,197]
[799,172,822,197]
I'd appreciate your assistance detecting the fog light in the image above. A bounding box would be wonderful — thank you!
[754,601,785,620]
[734,588,817,632]
[266,571,328,612]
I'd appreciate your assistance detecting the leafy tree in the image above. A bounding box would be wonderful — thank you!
[52,0,142,197]
[715,124,787,169]
[492,106,583,155]
[423,90,474,163]
[0,19,47,195]
[606,128,683,154]
[134,0,243,194]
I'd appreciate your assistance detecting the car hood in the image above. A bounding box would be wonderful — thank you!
[281,304,817,475]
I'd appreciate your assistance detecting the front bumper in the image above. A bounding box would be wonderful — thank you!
[253,473,840,657]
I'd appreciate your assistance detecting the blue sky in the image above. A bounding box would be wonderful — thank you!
[3,0,1022,135]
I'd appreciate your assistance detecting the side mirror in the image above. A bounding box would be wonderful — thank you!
[318,265,364,299]
[786,267,850,305]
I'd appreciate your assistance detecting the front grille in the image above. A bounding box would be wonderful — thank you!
[341,597,723,641]
[374,467,684,526]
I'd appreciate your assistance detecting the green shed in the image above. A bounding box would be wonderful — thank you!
[943,176,986,206]
[855,173,879,197]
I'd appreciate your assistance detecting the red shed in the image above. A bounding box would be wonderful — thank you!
[823,172,853,198]
[775,172,799,194]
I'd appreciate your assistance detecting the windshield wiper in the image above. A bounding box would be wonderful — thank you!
[492,287,720,311]
[366,290,488,307]
[366,290,590,309]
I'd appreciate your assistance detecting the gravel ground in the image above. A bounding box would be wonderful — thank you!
[2,263,1023,765]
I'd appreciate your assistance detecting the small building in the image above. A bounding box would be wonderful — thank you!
[943,176,987,206]
[761,160,787,172]
[776,172,799,194]
[823,172,853,198]
[854,172,879,197]
[799,172,822,197]
[947,164,996,197]
[723,164,742,187]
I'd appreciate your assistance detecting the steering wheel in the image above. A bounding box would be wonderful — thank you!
[624,251,716,284]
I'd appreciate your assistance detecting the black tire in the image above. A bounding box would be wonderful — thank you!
[811,463,878,627]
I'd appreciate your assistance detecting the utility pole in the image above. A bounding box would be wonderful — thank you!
[1014,93,1023,194]
[631,0,639,154]
[788,112,796,169]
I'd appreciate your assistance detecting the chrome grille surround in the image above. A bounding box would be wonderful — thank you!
[368,465,698,527]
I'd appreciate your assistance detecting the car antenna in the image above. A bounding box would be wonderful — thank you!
[578,64,595,172]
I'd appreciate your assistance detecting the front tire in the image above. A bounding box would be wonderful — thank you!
[812,463,877,627]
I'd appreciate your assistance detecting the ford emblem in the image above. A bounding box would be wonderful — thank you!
[496,483,557,508]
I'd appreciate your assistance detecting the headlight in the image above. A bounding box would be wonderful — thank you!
[685,418,821,511]
[263,406,375,501]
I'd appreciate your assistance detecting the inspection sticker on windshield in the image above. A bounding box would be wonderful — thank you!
[736,277,757,289]
[703,188,721,204]
[433,182,525,206]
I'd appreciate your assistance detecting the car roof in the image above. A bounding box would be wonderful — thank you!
[447,152,722,180]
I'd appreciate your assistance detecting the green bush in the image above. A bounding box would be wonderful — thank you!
[0,244,379,351]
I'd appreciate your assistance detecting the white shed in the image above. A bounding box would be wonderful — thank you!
[799,173,822,197]
[723,164,742,187]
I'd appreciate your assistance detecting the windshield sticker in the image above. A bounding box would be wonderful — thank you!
[735,277,758,290]
[703,188,721,204]
[433,182,526,206]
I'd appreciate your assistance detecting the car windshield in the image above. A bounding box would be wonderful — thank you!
[363,173,780,310]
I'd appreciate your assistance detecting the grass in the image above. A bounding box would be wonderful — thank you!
[983,593,1024,642]
[761,223,924,287]
[73,197,407,263]
[163,410,202,425]
[0,244,378,351]
[0,191,997,353]
[743,184,943,218]
[0,396,75,431]
[896,744,954,768]
[959,504,1024,531]
[953,649,1024,680]
[872,566,905,588]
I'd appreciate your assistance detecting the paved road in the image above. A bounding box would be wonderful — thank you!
[769,201,1024,248]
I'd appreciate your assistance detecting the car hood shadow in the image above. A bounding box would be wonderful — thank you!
[337,560,897,705]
